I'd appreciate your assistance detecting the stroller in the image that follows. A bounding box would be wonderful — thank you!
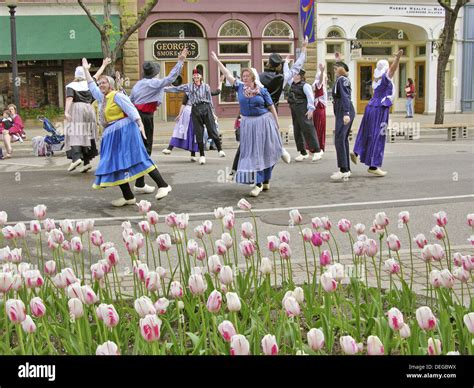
[32,116,65,157]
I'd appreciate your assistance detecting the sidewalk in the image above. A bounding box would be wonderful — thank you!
[8,112,474,156]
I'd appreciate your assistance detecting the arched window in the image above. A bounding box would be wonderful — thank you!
[327,29,343,39]
[356,26,407,40]
[147,21,205,38]
[263,21,293,38]
[218,20,250,37]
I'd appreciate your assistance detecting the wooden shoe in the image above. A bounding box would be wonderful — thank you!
[134,184,155,194]
[111,197,136,207]
[367,168,387,177]
[155,185,172,200]
[262,183,270,191]
[68,159,83,171]
[350,152,359,165]
[250,185,263,197]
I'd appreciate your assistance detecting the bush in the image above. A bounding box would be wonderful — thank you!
[20,105,64,120]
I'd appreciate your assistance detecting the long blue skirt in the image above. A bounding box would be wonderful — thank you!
[92,118,156,189]
[353,105,389,168]
[236,112,283,184]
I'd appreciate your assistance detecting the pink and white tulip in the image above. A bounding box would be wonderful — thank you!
[387,307,404,331]
[96,341,120,355]
[340,335,359,355]
[230,334,250,355]
[427,337,442,355]
[416,306,437,331]
[367,335,384,355]
[21,315,37,334]
[206,290,222,313]
[154,298,170,315]
[337,218,351,233]
[33,204,47,220]
[307,328,325,351]
[237,198,252,211]
[68,298,84,319]
[433,211,447,227]
[139,314,162,342]
[218,320,237,342]
[261,334,279,355]
[146,210,159,225]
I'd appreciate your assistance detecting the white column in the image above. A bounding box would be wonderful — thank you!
[426,41,437,114]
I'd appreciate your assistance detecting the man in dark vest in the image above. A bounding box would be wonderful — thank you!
[286,68,322,162]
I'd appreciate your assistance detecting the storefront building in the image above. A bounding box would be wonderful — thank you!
[0,1,121,112]
[139,0,301,120]
[316,0,465,115]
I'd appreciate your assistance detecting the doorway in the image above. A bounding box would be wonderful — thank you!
[414,62,425,114]
[165,62,188,120]
[357,63,375,114]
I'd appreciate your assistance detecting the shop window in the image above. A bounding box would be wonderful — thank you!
[263,21,293,38]
[218,42,250,55]
[219,60,250,103]
[361,46,393,56]
[398,62,407,98]
[262,42,293,55]
[326,43,342,54]
[147,21,205,38]
[416,45,426,56]
[218,20,250,37]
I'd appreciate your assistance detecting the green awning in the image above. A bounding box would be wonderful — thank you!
[0,15,120,60]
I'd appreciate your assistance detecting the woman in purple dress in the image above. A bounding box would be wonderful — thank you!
[351,49,403,177]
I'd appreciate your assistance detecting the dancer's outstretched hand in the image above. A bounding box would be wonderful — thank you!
[138,120,147,140]
[178,47,189,61]
[395,49,404,58]
[319,63,325,73]
[82,58,91,70]
[302,36,309,49]
[102,57,112,67]
[210,51,218,62]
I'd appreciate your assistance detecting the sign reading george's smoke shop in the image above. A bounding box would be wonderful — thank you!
[153,40,199,60]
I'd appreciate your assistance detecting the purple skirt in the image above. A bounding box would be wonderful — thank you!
[353,105,389,168]
[169,119,199,152]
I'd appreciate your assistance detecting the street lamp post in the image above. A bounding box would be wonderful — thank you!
[7,0,20,113]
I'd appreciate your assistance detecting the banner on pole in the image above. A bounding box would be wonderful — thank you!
[300,0,315,43]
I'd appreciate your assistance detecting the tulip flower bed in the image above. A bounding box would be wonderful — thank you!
[0,202,473,356]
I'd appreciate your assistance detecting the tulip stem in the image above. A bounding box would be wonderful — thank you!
[329,230,340,262]
[4,295,11,351]
[42,316,56,354]
[76,319,86,354]
[199,296,208,353]
[405,224,414,293]
[442,226,451,270]
[298,226,310,284]
[16,324,26,355]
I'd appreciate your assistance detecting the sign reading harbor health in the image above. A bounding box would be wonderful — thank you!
[153,40,199,59]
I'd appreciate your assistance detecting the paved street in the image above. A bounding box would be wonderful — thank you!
[1,114,473,302]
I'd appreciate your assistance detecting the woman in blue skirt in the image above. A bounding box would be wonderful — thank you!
[211,52,283,197]
[82,58,172,207]
[351,49,403,177]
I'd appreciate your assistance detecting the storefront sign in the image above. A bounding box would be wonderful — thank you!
[387,5,444,17]
[153,40,199,59]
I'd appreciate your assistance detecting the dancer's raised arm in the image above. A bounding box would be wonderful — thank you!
[210,51,235,85]
[387,49,403,79]
[93,57,112,80]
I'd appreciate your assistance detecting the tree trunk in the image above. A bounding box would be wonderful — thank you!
[435,52,450,124]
